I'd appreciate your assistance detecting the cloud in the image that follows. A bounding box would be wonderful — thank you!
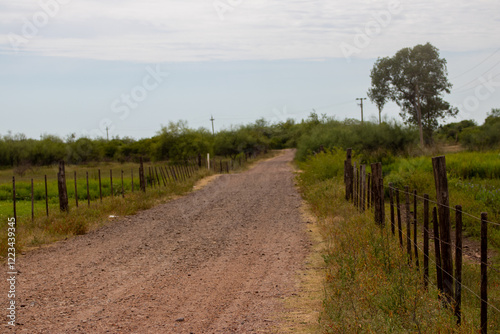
[0,0,499,62]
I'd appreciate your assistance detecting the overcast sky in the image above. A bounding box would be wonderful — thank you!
[1,0,499,139]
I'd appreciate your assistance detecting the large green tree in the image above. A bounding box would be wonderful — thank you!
[368,43,458,145]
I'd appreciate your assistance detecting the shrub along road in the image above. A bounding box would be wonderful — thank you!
[3,149,313,333]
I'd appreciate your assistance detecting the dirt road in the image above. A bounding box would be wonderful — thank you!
[4,149,312,333]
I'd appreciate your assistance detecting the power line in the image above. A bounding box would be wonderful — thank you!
[451,47,500,80]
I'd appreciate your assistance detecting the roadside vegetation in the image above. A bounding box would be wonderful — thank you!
[297,149,499,332]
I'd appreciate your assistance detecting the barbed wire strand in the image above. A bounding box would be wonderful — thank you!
[386,185,500,228]
[395,220,500,316]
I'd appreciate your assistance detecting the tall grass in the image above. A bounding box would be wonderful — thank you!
[297,151,498,332]
[384,151,500,247]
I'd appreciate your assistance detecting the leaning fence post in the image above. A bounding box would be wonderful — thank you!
[432,156,453,305]
[57,161,69,212]
[455,205,463,325]
[481,212,488,334]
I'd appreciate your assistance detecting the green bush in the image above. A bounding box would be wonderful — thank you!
[295,119,417,162]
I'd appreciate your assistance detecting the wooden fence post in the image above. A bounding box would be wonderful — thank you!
[432,156,453,305]
[121,170,125,198]
[110,169,114,195]
[413,190,419,268]
[57,161,69,212]
[361,165,366,212]
[424,194,430,289]
[159,167,167,186]
[98,169,102,201]
[396,188,403,247]
[155,167,161,186]
[170,166,177,182]
[481,212,488,334]
[433,207,444,296]
[131,169,134,192]
[165,166,171,183]
[455,205,463,325]
[353,163,357,206]
[149,167,154,188]
[45,175,49,216]
[367,173,371,209]
[12,176,17,226]
[31,178,34,222]
[139,158,145,192]
[405,186,412,263]
[371,162,384,226]
[86,172,90,207]
[389,183,395,235]
[345,149,353,201]
[74,171,78,208]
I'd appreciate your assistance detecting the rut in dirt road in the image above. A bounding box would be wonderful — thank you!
[4,149,311,333]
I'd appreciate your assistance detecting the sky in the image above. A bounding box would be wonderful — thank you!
[0,0,499,140]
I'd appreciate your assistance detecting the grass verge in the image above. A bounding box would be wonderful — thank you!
[297,150,499,333]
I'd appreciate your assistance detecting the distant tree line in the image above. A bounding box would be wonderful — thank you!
[437,108,500,150]
[1,109,498,169]
[0,118,304,167]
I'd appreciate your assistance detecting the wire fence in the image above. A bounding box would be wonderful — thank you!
[6,152,258,225]
[344,148,498,333]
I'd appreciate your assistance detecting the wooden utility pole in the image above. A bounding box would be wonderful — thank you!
[356,97,367,123]
[210,115,215,135]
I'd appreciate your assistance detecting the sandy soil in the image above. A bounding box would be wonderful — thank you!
[2,149,313,333]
